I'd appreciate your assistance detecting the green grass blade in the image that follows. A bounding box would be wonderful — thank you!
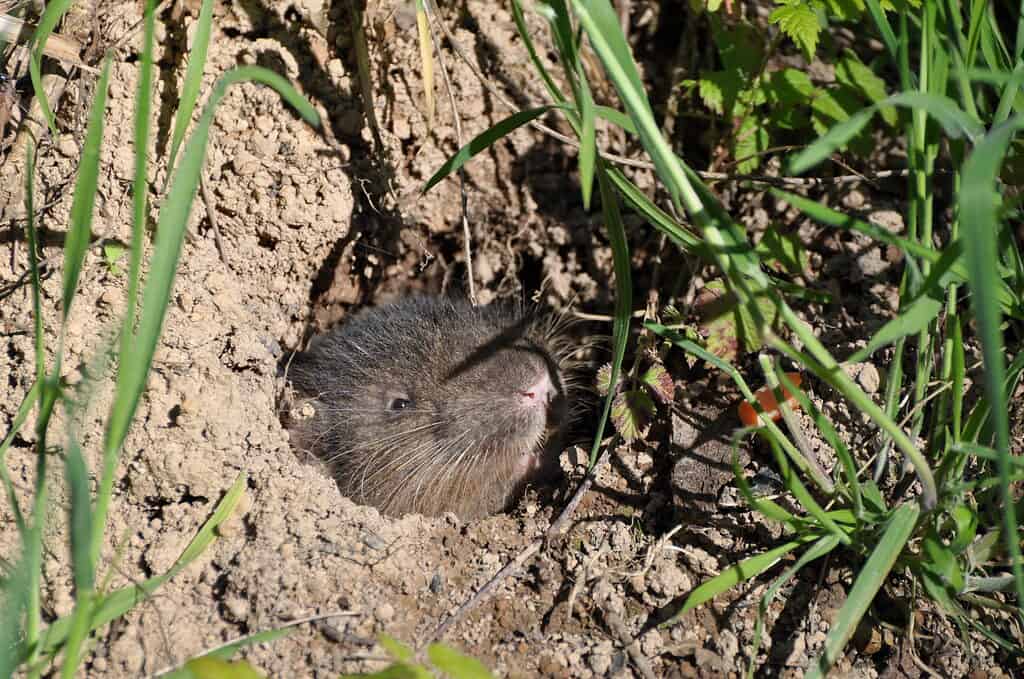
[588,165,632,467]
[806,502,920,679]
[958,114,1024,606]
[21,139,48,673]
[788,92,983,175]
[863,0,898,59]
[850,294,943,362]
[28,0,72,139]
[61,56,111,326]
[776,370,862,519]
[40,473,248,656]
[422,106,556,194]
[165,0,215,173]
[772,188,1021,314]
[125,0,158,338]
[577,62,596,210]
[509,0,566,105]
[427,643,496,679]
[572,0,770,324]
[58,439,95,678]
[0,556,30,677]
[662,533,821,628]
[158,628,295,678]
[596,105,637,135]
[747,534,842,676]
[604,167,702,251]
[730,429,802,527]
[764,436,851,544]
[0,380,40,534]
[92,66,320,564]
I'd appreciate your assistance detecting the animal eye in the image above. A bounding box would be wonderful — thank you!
[387,397,413,412]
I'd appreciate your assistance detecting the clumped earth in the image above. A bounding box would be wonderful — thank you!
[0,1,1020,677]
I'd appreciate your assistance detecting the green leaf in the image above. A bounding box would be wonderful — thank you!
[588,165,633,467]
[821,0,865,20]
[806,502,920,679]
[946,504,978,554]
[28,0,73,138]
[181,657,264,679]
[849,294,943,362]
[712,20,764,75]
[733,116,769,172]
[93,67,319,561]
[755,228,808,275]
[422,106,555,194]
[427,643,496,679]
[39,474,249,656]
[958,114,1024,603]
[166,0,216,173]
[611,389,655,442]
[662,533,821,627]
[835,52,895,126]
[62,57,112,325]
[697,73,728,115]
[640,363,675,404]
[769,1,821,59]
[379,635,414,663]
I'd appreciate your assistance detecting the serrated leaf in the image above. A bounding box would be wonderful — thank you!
[769,1,820,60]
[640,363,675,404]
[835,51,895,126]
[611,390,656,442]
[755,228,809,275]
[595,363,617,396]
[767,68,815,104]
[697,72,728,115]
[811,86,873,155]
[822,0,865,20]
[733,117,770,173]
[713,20,764,75]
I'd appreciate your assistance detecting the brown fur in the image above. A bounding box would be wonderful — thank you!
[285,296,577,519]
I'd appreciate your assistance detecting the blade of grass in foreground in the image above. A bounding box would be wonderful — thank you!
[39,473,248,656]
[589,165,632,468]
[91,66,319,565]
[421,106,556,193]
[806,502,920,679]
[662,533,822,628]
[28,0,73,139]
[125,0,159,336]
[165,0,215,174]
[747,534,842,678]
[958,115,1024,606]
[61,56,111,328]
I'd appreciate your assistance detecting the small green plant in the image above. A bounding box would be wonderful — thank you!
[682,2,908,172]
[0,0,319,675]
[424,0,1023,675]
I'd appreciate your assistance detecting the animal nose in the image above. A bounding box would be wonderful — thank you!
[519,372,554,407]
